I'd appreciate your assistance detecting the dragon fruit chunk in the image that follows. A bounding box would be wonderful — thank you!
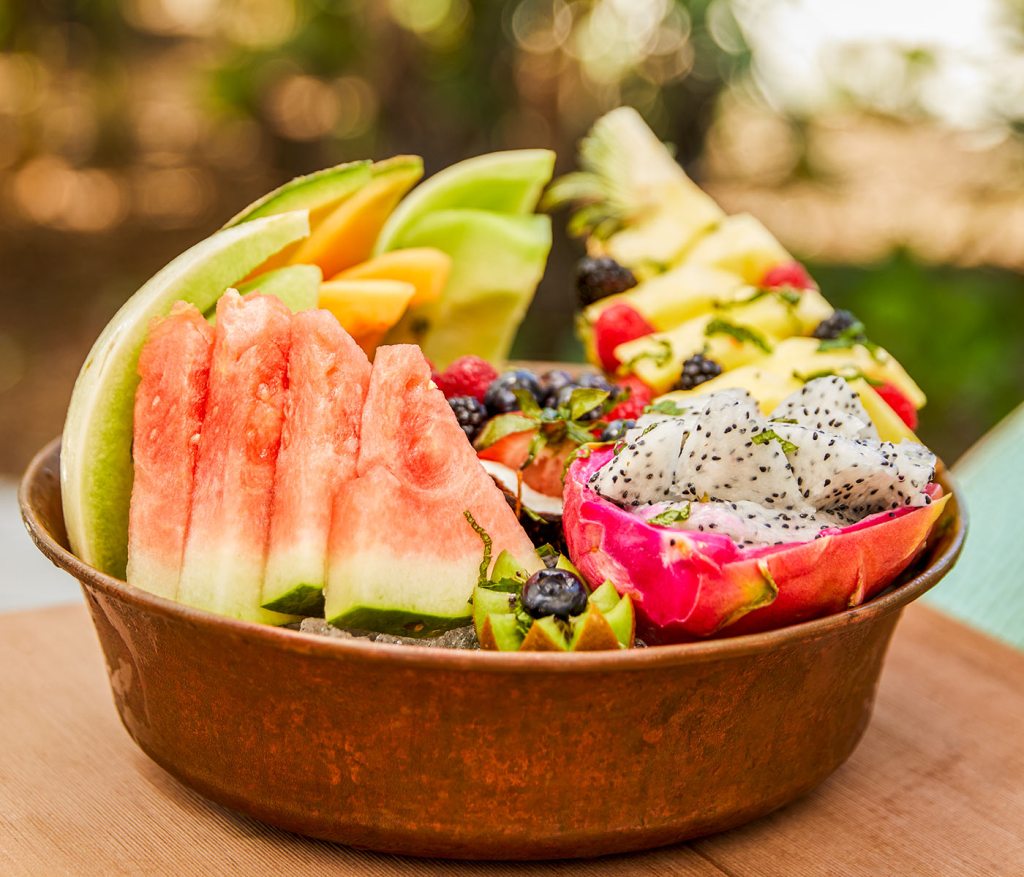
[564,447,950,641]
[771,375,878,441]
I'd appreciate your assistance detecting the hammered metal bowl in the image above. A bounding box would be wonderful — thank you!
[20,438,965,860]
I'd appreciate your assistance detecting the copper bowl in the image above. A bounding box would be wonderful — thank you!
[20,438,965,860]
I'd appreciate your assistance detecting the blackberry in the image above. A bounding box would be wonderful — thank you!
[576,257,637,307]
[673,353,723,391]
[448,395,487,441]
[813,310,861,341]
[484,370,543,415]
[521,568,588,620]
[600,418,636,442]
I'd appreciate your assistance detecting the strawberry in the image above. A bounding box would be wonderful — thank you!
[606,375,654,421]
[434,355,499,403]
[762,261,815,291]
[593,303,655,373]
[875,382,919,430]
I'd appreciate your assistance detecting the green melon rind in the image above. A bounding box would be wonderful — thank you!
[223,161,372,227]
[61,211,311,579]
[373,149,555,254]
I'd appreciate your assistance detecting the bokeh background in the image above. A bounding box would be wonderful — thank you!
[2,0,1023,474]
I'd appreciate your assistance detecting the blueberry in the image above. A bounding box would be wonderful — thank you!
[484,370,543,415]
[600,418,636,442]
[521,568,589,620]
[577,372,615,394]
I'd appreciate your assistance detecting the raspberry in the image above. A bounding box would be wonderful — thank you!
[875,382,919,430]
[606,375,653,421]
[762,261,815,291]
[434,355,499,402]
[593,303,654,372]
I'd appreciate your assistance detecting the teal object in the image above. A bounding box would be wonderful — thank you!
[927,401,1024,649]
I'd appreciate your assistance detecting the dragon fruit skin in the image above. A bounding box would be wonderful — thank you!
[564,447,950,642]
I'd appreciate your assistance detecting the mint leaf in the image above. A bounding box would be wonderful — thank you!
[567,387,609,421]
[752,429,798,455]
[474,413,537,450]
[643,399,686,416]
[649,504,691,526]
[705,318,773,353]
[512,388,543,419]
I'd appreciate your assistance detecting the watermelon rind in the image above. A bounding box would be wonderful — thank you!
[262,583,325,617]
[61,210,311,579]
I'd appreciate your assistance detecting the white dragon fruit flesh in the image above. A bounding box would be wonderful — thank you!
[770,375,878,441]
[590,378,936,543]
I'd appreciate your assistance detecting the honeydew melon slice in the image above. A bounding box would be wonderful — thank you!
[203,265,322,324]
[289,156,424,278]
[62,210,310,579]
[374,149,556,255]
[382,209,552,368]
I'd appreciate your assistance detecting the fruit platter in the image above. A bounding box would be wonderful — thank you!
[20,107,964,858]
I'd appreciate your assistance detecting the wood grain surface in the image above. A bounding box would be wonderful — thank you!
[1,603,1022,877]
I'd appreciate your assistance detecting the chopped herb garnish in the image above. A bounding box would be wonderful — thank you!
[625,338,673,369]
[704,318,773,353]
[643,399,686,416]
[752,429,798,455]
[794,367,884,387]
[649,504,692,526]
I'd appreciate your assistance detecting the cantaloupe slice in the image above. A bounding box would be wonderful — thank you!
[318,278,416,355]
[290,156,423,278]
[331,247,451,307]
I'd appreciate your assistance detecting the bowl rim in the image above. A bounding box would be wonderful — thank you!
[20,437,967,674]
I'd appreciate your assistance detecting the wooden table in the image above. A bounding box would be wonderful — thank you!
[2,603,1022,876]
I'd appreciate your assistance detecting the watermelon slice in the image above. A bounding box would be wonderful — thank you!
[325,345,540,634]
[126,302,214,599]
[177,291,296,624]
[260,310,372,616]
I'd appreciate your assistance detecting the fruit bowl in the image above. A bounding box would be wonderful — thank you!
[20,437,965,860]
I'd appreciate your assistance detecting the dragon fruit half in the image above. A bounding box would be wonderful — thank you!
[563,379,950,641]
